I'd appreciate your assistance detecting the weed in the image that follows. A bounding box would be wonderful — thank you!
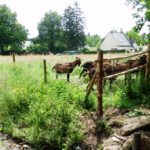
[96,119,112,136]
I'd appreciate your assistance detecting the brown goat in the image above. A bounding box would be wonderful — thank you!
[86,54,147,89]
[79,59,111,78]
[85,62,113,90]
[114,54,147,83]
[52,57,81,82]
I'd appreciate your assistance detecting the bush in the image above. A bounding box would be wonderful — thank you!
[26,43,49,54]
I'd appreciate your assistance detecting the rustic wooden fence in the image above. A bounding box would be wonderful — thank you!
[86,44,150,118]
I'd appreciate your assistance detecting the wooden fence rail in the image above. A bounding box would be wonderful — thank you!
[86,44,150,118]
[105,50,150,61]
[103,64,147,80]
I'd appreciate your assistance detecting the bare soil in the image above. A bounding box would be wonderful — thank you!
[79,107,150,150]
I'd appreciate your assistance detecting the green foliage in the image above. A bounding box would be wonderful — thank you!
[86,33,101,47]
[26,43,48,54]
[98,144,103,150]
[38,11,65,53]
[127,0,150,41]
[128,109,147,117]
[0,57,150,149]
[103,50,126,53]
[126,28,145,45]
[0,5,28,54]
[96,119,112,136]
[81,48,97,54]
[63,2,86,51]
[0,62,97,149]
[104,73,150,109]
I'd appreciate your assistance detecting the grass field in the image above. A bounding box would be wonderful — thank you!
[0,53,149,149]
[0,52,134,63]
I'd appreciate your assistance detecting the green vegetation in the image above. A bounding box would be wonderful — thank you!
[63,2,86,51]
[0,5,28,54]
[86,33,101,48]
[0,59,150,149]
[96,119,112,135]
[0,61,96,149]
[127,0,150,42]
[126,28,146,46]
[38,11,64,54]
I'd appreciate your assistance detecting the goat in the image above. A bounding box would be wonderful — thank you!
[52,57,81,82]
[85,55,147,90]
[85,63,114,90]
[114,54,147,83]
[79,59,111,78]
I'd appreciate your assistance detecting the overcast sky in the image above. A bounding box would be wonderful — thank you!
[0,0,148,38]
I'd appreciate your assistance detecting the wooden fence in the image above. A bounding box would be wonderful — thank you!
[86,44,150,118]
[10,45,150,117]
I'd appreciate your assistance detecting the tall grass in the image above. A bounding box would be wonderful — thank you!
[0,60,149,149]
[0,61,96,149]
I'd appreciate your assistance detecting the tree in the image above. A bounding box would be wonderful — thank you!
[38,11,64,53]
[86,33,101,48]
[127,0,150,41]
[126,28,145,45]
[63,1,86,51]
[0,5,28,54]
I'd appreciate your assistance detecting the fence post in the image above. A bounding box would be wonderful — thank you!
[12,53,15,63]
[43,59,47,83]
[145,44,150,80]
[97,50,103,117]
[132,133,141,150]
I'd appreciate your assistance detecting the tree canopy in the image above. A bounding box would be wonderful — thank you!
[38,11,64,53]
[127,0,150,42]
[0,5,28,54]
[86,33,101,48]
[126,28,145,45]
[63,2,86,51]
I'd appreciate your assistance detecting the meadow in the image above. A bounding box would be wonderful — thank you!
[0,53,150,149]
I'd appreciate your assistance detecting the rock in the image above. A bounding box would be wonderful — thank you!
[122,136,132,150]
[103,145,121,150]
[120,116,150,136]
[103,135,123,150]
[22,144,31,150]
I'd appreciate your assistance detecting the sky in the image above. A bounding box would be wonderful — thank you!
[0,0,148,38]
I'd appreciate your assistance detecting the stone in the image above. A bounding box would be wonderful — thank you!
[120,116,150,136]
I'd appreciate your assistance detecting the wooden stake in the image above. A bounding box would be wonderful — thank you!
[43,59,47,83]
[12,53,15,63]
[132,133,141,150]
[145,44,150,80]
[97,50,103,117]
[85,70,97,99]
